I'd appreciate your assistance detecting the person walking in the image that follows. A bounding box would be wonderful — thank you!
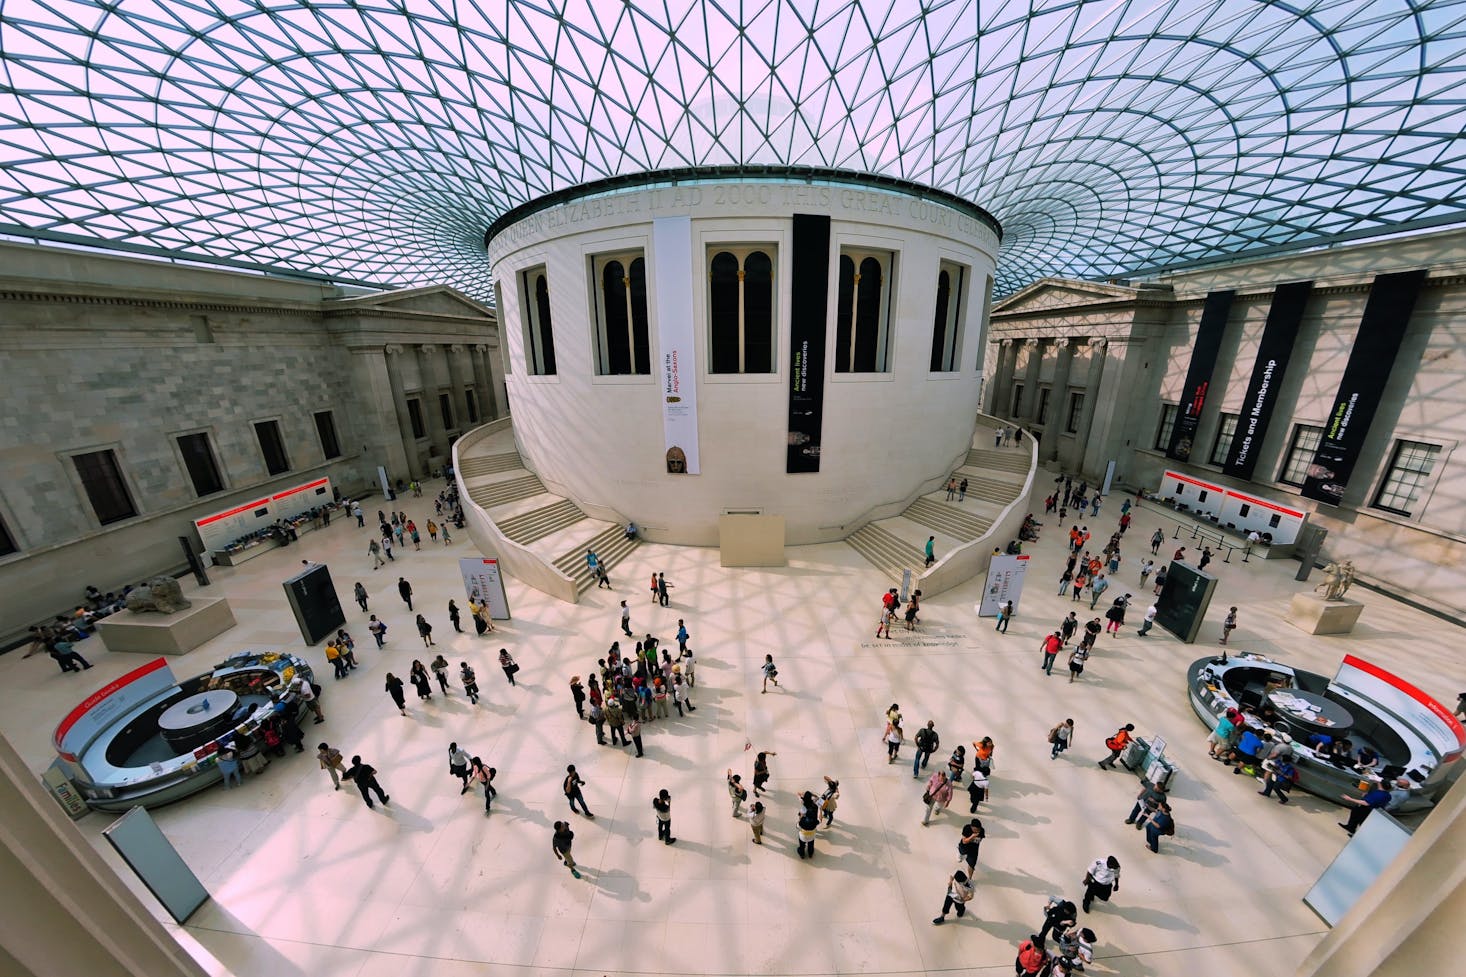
[727,770,748,817]
[431,654,451,694]
[460,661,480,704]
[1038,895,1078,941]
[1150,528,1164,555]
[619,600,633,637]
[1152,565,1168,595]
[1259,757,1300,804]
[368,539,384,569]
[353,581,369,612]
[946,744,967,785]
[1059,611,1078,645]
[931,870,976,925]
[1137,602,1158,637]
[922,769,954,825]
[343,755,389,809]
[748,801,766,844]
[1040,631,1062,675]
[352,501,364,527]
[753,750,777,796]
[563,764,594,817]
[958,820,985,875]
[416,613,434,647]
[498,647,518,686]
[383,672,407,715]
[761,654,780,693]
[1198,546,1213,571]
[653,789,676,844]
[316,742,347,789]
[409,660,433,701]
[885,717,905,763]
[408,521,421,550]
[398,576,413,611]
[447,599,462,633]
[1098,725,1135,769]
[1104,595,1130,636]
[995,600,1013,633]
[1049,718,1075,759]
[1067,645,1089,684]
[1088,573,1109,609]
[381,536,395,564]
[819,776,840,827]
[657,572,672,607]
[966,767,988,813]
[449,742,472,792]
[368,614,386,648]
[1220,606,1238,645]
[293,675,324,724]
[924,536,937,567]
[1082,855,1122,911]
[913,721,940,777]
[1057,566,1073,596]
[468,757,497,813]
[551,821,581,879]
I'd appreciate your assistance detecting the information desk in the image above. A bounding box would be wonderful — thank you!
[157,690,238,751]
[1269,689,1354,737]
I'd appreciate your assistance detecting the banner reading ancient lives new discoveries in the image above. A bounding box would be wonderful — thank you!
[653,216,700,474]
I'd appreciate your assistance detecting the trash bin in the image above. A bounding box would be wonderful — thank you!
[1120,736,1150,771]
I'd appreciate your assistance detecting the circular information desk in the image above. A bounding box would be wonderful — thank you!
[158,689,239,751]
[1269,689,1353,736]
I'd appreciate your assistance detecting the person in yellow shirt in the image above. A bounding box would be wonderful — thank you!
[325,642,346,679]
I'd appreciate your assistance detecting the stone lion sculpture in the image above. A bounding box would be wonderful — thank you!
[125,576,192,614]
[1314,560,1357,601]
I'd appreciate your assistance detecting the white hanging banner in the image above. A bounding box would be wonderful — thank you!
[653,216,700,474]
[978,554,1030,616]
[459,557,511,620]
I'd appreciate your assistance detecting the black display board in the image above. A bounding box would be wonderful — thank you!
[1301,269,1428,505]
[787,213,831,473]
[1223,280,1312,480]
[1155,560,1218,644]
[283,563,345,645]
[1167,289,1235,461]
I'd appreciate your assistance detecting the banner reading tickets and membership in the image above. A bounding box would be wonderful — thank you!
[459,558,511,620]
[979,554,1030,616]
[653,216,700,475]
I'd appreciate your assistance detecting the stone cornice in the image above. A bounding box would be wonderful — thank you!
[0,286,321,317]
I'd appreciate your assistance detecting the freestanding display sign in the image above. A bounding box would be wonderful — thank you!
[103,807,209,923]
[283,563,345,645]
[459,557,511,619]
[979,554,1030,616]
[1155,561,1217,643]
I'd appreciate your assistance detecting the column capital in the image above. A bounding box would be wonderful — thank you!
[999,338,1012,347]
[474,343,489,354]
[384,343,405,355]
[1090,338,1108,350]
[1054,338,1070,349]
[448,343,465,354]
[418,344,436,355]
[1024,337,1041,347]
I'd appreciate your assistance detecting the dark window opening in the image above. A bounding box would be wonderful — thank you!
[177,432,224,496]
[254,420,291,476]
[313,411,341,460]
[73,449,137,524]
[407,399,426,439]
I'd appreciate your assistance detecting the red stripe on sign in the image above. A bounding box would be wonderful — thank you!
[197,497,272,526]
[1222,489,1305,519]
[1165,471,1222,493]
[272,478,329,500]
[1016,555,1031,560]
[53,657,170,748]
[1342,655,1466,746]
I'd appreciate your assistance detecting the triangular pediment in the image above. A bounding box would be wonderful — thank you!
[994,278,1166,315]
[326,285,494,319]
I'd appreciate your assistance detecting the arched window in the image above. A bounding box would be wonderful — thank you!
[708,246,776,373]
[930,260,967,372]
[592,251,650,375]
[836,248,894,372]
[518,266,556,375]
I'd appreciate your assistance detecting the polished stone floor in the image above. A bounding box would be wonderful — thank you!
[2,479,1459,977]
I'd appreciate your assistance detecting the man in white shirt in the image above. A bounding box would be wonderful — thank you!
[1137,604,1159,637]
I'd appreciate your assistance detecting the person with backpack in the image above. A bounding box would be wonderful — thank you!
[1098,724,1135,769]
[460,662,480,705]
[931,869,975,925]
[796,806,819,859]
[913,720,940,777]
[1048,718,1075,759]
[368,614,387,648]
[562,764,594,817]
[467,758,496,813]
[1145,801,1175,853]
[1015,935,1050,976]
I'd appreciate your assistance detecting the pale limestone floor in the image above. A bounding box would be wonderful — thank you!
[2,479,1461,977]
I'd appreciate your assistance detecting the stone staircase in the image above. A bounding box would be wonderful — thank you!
[467,473,545,509]
[553,523,641,593]
[845,523,924,579]
[496,498,586,545]
[964,448,1031,475]
[904,497,994,542]
[458,452,524,477]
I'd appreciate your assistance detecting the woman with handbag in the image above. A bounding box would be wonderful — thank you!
[499,648,518,687]
[468,757,496,813]
[922,769,954,825]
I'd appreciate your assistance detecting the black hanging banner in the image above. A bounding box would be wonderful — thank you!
[787,214,831,473]
[1223,280,1312,480]
[1301,269,1428,505]
[1166,289,1235,461]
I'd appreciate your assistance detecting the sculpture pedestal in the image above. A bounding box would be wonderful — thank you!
[1287,593,1364,635]
[96,598,236,655]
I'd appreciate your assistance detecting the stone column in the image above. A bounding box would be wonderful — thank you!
[1069,338,1107,473]
[444,344,470,429]
[989,339,1016,417]
[471,343,496,423]
[1018,339,1045,424]
[351,345,413,483]
[384,344,422,479]
[416,344,450,461]
[1045,338,1075,462]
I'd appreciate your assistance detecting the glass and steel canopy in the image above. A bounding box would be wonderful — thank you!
[1,0,1463,298]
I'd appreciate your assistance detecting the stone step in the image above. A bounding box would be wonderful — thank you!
[948,472,1026,502]
[555,524,642,593]
[904,497,994,542]
[457,452,523,476]
[845,522,923,579]
[965,448,1032,474]
[496,498,587,546]
[467,474,545,508]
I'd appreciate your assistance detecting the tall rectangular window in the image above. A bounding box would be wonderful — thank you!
[591,251,651,376]
[929,260,967,372]
[1065,391,1085,433]
[176,432,224,496]
[439,393,454,430]
[1155,404,1179,450]
[495,280,511,375]
[406,399,426,439]
[708,246,776,373]
[518,266,557,375]
[465,389,479,424]
[1011,383,1024,417]
[1210,413,1239,466]
[1037,387,1051,424]
[72,449,137,524]
[254,420,291,476]
[0,513,18,556]
[835,248,895,373]
[314,411,341,460]
[1279,424,1324,486]
[1373,440,1442,516]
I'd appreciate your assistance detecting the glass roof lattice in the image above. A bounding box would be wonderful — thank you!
[1,0,1465,299]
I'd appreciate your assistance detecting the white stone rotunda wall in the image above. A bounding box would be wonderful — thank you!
[487,177,1000,544]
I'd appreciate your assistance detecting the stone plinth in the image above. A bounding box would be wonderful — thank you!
[1288,593,1364,635]
[96,597,236,655]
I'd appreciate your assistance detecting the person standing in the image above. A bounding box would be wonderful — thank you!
[761,654,780,693]
[447,599,462,633]
[958,478,968,501]
[913,721,940,777]
[925,536,937,567]
[551,821,581,879]
[316,742,347,789]
[1098,725,1135,769]
[1198,546,1214,571]
[626,715,645,758]
[409,660,433,700]
[604,696,627,746]
[398,576,413,611]
[353,581,369,611]
[657,573,672,607]
[931,870,975,925]
[820,776,840,827]
[1049,718,1074,759]
[1150,528,1164,555]
[383,672,407,715]
[563,764,594,817]
[796,806,819,859]
[431,654,451,694]
[1137,603,1158,637]
[680,647,696,687]
[1152,565,1168,595]
[368,615,387,648]
[294,676,324,724]
[619,600,633,637]
[753,750,777,796]
[498,648,518,686]
[1220,606,1238,645]
[1138,559,1155,587]
[653,789,676,845]
[416,613,434,647]
[922,769,953,825]
[460,661,480,704]
[1082,855,1121,912]
[352,501,364,527]
[995,600,1013,633]
[727,770,748,817]
[343,755,389,809]
[570,676,586,719]
[368,539,384,569]
[1040,631,1062,675]
[1338,783,1393,835]
[748,801,766,844]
